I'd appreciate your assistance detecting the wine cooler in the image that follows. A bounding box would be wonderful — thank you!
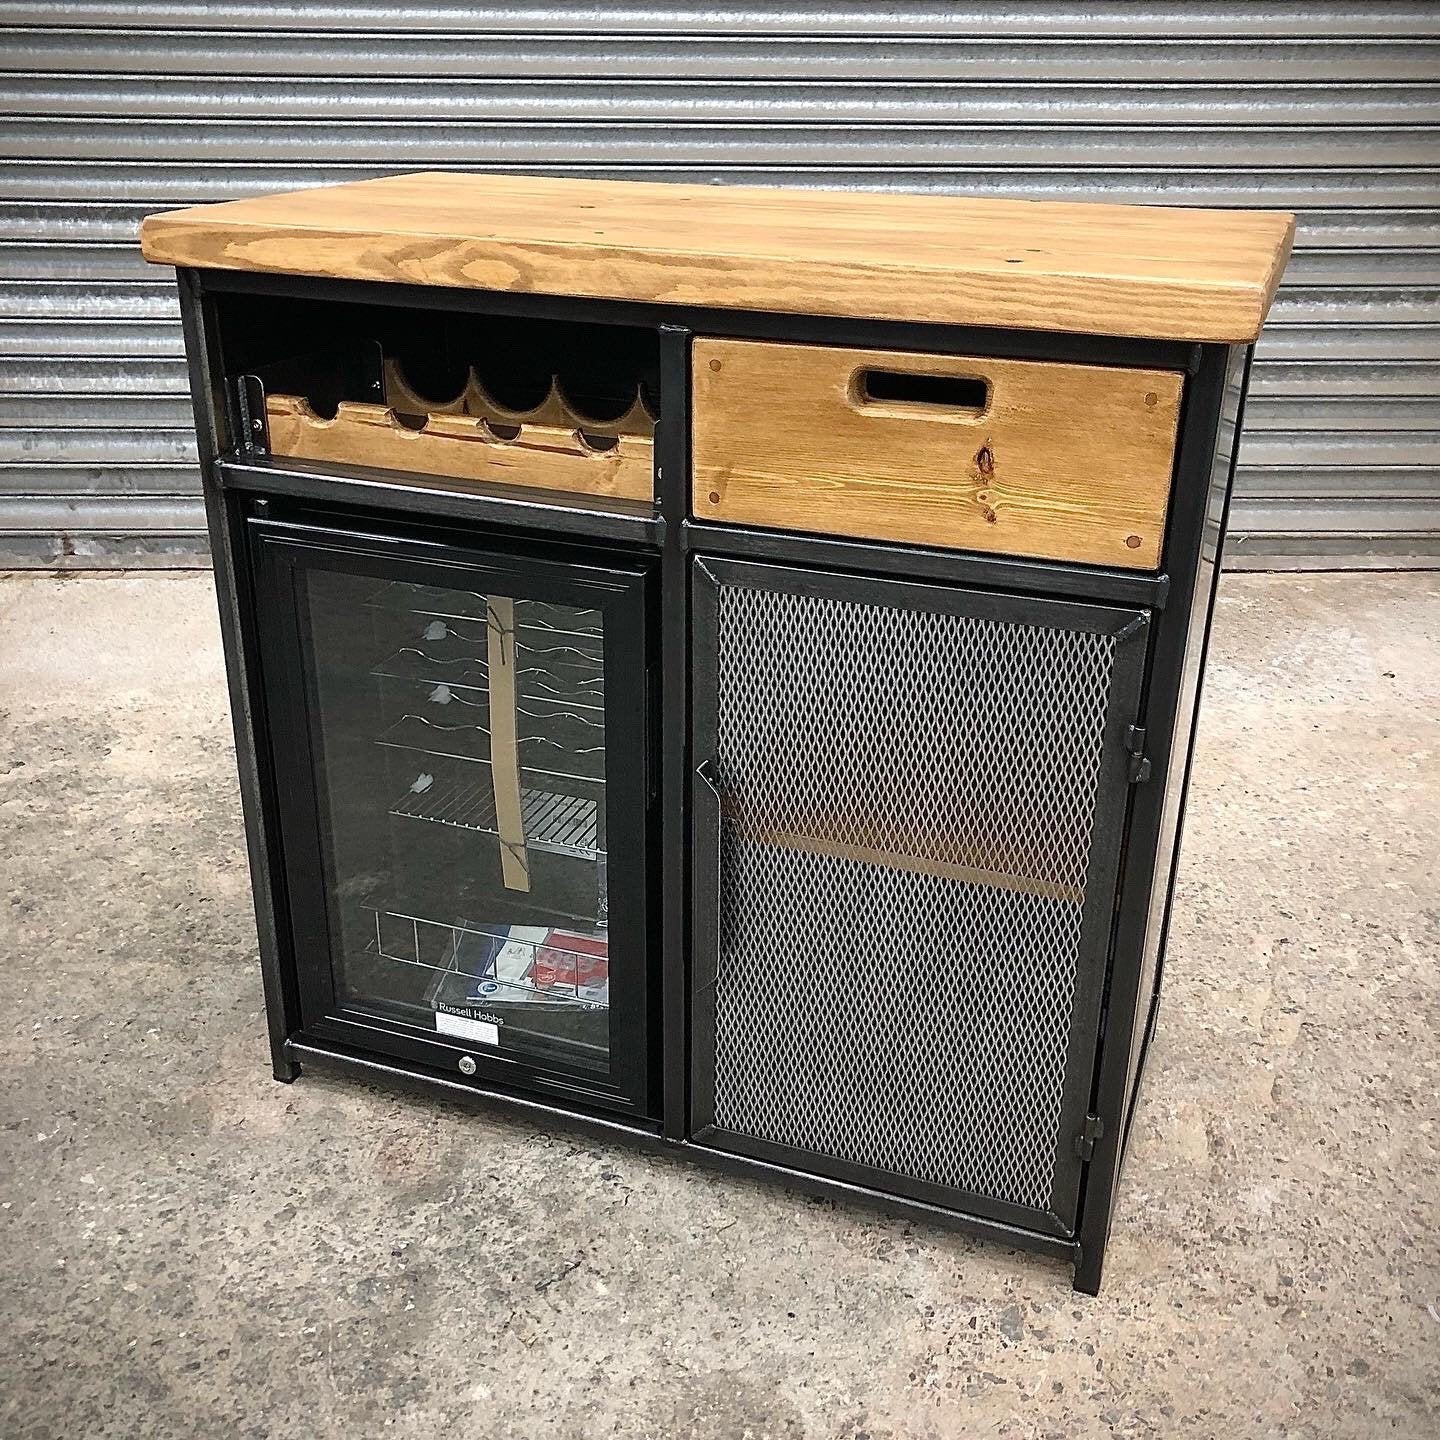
[142,171,1293,1291]
[250,520,653,1115]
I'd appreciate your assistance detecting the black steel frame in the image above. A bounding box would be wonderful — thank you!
[176,262,1251,1293]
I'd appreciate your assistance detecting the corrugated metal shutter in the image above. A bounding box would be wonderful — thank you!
[2,2,1435,568]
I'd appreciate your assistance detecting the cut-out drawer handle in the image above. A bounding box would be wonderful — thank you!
[854,367,991,416]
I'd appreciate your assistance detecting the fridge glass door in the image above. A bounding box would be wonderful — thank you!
[253,517,651,1113]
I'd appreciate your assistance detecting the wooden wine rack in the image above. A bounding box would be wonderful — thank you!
[264,359,656,502]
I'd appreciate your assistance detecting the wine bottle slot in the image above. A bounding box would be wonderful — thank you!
[382,357,656,437]
[264,391,654,504]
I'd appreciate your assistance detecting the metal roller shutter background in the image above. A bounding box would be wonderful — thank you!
[2,2,1436,569]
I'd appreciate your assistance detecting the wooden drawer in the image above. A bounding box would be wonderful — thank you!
[692,339,1184,570]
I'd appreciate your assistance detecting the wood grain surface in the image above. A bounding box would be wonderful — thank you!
[264,393,654,502]
[691,339,1184,570]
[140,171,1295,343]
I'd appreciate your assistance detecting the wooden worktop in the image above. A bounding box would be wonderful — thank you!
[140,172,1294,344]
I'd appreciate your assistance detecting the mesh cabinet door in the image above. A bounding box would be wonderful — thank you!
[690,558,1150,1236]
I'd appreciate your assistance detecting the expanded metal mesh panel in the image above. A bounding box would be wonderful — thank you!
[710,582,1120,1213]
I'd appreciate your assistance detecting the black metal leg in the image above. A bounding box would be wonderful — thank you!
[1073,1242,1105,1296]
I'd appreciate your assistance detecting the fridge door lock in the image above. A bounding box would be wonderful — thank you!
[457,1055,477,1077]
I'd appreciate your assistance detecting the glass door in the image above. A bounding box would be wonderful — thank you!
[250,509,653,1117]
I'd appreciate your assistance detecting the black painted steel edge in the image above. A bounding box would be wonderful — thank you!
[301,1012,647,1120]
[682,519,1170,610]
[686,1139,1079,1267]
[1071,341,1237,1296]
[1121,343,1256,1159]
[179,270,302,1083]
[687,557,722,1134]
[200,268,1195,374]
[698,1125,1074,1240]
[700,552,1152,639]
[217,455,663,548]
[1044,607,1151,1232]
[287,1041,1078,1270]
[656,325,692,1141]
[287,1041,664,1141]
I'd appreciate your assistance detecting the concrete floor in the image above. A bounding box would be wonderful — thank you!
[0,570,1436,1439]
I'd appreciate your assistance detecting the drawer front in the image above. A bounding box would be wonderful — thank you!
[692,339,1183,570]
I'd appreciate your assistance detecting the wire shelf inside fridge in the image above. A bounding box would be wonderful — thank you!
[364,581,604,647]
[389,771,603,860]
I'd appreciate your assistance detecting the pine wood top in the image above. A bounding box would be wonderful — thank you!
[140,171,1295,343]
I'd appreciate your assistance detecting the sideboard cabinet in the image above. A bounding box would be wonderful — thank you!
[142,173,1293,1291]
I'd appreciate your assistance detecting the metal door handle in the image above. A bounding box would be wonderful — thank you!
[693,759,723,994]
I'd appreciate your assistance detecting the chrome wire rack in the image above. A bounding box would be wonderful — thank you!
[362,903,610,1013]
[389,771,602,860]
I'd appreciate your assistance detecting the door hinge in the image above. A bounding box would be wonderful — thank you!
[1075,1113,1105,1162]
[1124,724,1151,783]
